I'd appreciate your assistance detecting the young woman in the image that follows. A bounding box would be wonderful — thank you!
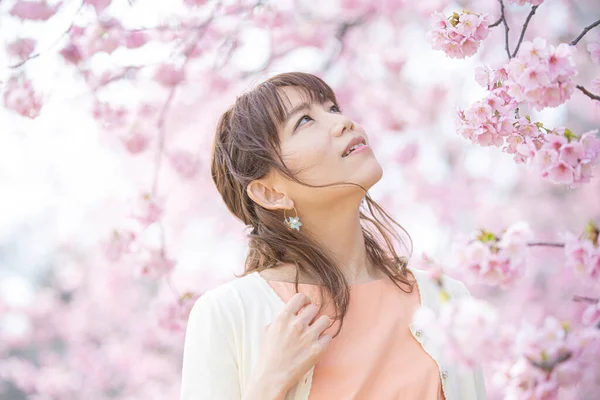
[180,72,486,400]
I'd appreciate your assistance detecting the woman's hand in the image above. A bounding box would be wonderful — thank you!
[247,292,333,398]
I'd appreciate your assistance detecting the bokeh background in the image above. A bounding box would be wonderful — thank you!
[1,0,599,398]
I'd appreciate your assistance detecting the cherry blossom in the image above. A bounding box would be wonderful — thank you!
[3,75,43,119]
[7,38,36,60]
[563,222,600,282]
[167,150,200,179]
[450,222,533,287]
[413,295,506,370]
[588,41,600,65]
[9,0,60,21]
[427,10,492,59]
[139,249,176,279]
[129,193,164,227]
[504,38,578,111]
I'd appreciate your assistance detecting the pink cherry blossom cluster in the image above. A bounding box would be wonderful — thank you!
[505,0,545,5]
[504,38,578,111]
[457,64,521,146]
[2,75,43,119]
[496,316,600,399]
[412,296,502,370]
[451,222,533,287]
[563,222,600,282]
[426,10,492,59]
[458,64,600,187]
[514,125,600,187]
[59,19,149,66]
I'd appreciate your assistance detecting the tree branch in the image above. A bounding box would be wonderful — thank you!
[512,5,540,57]
[526,242,565,248]
[498,0,512,59]
[573,295,599,304]
[576,85,600,101]
[489,16,503,28]
[570,18,600,46]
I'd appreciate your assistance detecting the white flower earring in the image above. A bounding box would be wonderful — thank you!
[284,206,302,231]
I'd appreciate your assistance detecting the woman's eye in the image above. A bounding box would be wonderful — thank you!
[294,104,343,131]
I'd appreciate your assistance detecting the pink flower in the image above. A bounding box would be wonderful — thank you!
[588,42,600,65]
[531,147,558,172]
[129,193,164,227]
[581,130,600,158]
[87,24,121,55]
[504,38,577,111]
[121,133,150,154]
[59,43,83,64]
[7,38,36,60]
[451,222,531,287]
[102,229,137,262]
[591,78,600,95]
[545,161,575,184]
[92,102,128,129]
[582,303,600,328]
[139,249,176,279]
[183,0,209,6]
[168,150,200,179]
[156,292,200,334]
[559,142,585,167]
[3,75,43,119]
[564,230,600,282]
[154,64,185,87]
[474,65,494,88]
[413,296,500,370]
[9,0,60,21]
[124,31,148,48]
[394,142,419,164]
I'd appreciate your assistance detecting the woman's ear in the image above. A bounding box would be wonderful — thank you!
[246,179,293,211]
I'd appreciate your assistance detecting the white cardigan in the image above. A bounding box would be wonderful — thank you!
[180,267,487,400]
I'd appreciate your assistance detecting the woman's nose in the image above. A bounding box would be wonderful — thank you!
[330,115,355,137]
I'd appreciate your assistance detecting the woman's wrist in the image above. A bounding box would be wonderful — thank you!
[242,371,289,400]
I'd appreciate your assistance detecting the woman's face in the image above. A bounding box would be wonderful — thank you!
[274,86,383,208]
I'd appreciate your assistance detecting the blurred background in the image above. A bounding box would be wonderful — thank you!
[1,0,599,398]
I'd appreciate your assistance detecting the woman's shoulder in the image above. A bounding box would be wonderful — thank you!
[192,270,280,319]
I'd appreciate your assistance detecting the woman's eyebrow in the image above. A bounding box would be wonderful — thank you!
[283,102,312,127]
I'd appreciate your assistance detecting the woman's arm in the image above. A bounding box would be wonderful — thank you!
[180,291,241,400]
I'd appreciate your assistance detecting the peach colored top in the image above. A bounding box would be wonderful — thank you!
[267,275,446,400]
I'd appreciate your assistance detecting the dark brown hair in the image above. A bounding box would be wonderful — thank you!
[210,71,414,337]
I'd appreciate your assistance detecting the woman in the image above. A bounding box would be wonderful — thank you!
[180,72,486,400]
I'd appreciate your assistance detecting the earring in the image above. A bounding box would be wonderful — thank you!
[284,206,302,231]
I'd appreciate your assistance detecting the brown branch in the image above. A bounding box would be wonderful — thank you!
[576,85,600,101]
[498,0,512,59]
[573,295,599,304]
[321,14,369,73]
[512,5,540,57]
[570,18,600,46]
[489,16,503,28]
[526,242,565,248]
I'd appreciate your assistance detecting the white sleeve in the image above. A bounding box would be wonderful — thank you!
[180,291,241,400]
